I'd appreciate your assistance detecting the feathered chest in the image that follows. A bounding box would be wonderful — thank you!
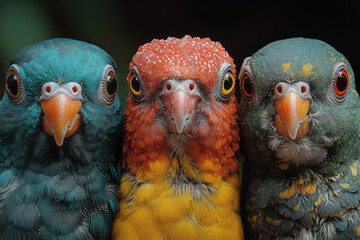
[113,154,243,240]
[0,156,117,239]
[246,161,360,239]
[115,172,242,240]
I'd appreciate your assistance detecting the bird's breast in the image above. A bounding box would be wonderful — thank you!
[246,162,360,238]
[113,171,243,240]
[0,161,114,239]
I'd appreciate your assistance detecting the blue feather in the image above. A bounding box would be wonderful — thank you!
[0,38,122,239]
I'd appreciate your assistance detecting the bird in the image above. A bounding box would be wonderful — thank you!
[0,38,122,239]
[238,37,360,239]
[112,35,244,240]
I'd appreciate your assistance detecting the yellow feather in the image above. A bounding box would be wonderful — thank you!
[127,206,162,239]
[357,226,360,237]
[166,219,201,240]
[133,183,156,205]
[119,176,132,197]
[214,182,236,207]
[136,158,170,182]
[179,156,203,183]
[205,214,243,240]
[300,183,316,194]
[216,205,233,219]
[112,219,139,240]
[113,170,243,239]
[193,201,218,226]
[150,190,193,223]
[226,174,240,189]
[279,184,299,199]
[217,210,236,228]
[118,200,134,217]
[202,173,222,187]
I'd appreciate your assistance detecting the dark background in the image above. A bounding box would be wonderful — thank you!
[0,0,359,106]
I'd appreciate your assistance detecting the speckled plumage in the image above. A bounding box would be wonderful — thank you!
[112,36,243,240]
[239,38,360,239]
[0,39,122,239]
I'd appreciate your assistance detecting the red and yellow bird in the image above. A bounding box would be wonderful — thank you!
[112,36,243,240]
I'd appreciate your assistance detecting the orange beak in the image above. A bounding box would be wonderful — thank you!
[274,92,310,140]
[41,93,82,146]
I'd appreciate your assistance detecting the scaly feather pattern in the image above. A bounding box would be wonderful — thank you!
[239,38,360,239]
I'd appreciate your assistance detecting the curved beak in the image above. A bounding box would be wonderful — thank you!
[41,93,82,146]
[164,90,198,133]
[274,92,310,140]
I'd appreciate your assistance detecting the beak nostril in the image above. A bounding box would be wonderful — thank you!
[277,85,283,94]
[301,86,307,93]
[167,84,172,91]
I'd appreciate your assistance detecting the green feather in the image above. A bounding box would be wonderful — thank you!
[240,38,360,239]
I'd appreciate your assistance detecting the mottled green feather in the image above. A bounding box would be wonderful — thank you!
[240,38,360,239]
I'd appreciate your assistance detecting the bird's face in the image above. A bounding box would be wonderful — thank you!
[124,36,238,163]
[239,38,358,167]
[1,39,120,151]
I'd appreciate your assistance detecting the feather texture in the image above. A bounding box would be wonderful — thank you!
[239,38,360,239]
[0,38,122,239]
[112,36,243,239]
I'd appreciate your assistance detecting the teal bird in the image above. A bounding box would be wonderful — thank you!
[0,39,122,239]
[238,38,360,239]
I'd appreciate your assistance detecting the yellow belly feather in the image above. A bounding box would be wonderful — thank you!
[113,159,243,240]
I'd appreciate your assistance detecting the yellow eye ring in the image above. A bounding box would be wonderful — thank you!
[6,69,21,100]
[129,73,141,96]
[221,71,235,95]
[104,70,118,99]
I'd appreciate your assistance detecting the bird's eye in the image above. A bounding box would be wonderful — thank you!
[104,71,118,99]
[129,73,141,96]
[334,69,349,96]
[221,71,235,96]
[5,65,24,104]
[98,64,118,105]
[241,71,254,99]
[6,72,20,99]
[331,63,350,103]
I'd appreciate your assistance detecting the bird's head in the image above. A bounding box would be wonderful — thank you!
[0,39,122,163]
[239,38,359,169]
[123,36,239,181]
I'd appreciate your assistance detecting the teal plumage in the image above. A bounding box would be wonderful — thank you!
[239,38,360,239]
[0,39,122,239]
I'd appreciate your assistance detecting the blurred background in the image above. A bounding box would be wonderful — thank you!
[0,0,359,106]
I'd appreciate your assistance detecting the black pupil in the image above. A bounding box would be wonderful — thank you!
[106,75,117,96]
[243,77,253,95]
[336,72,348,92]
[7,74,19,96]
[224,74,233,91]
[131,76,141,92]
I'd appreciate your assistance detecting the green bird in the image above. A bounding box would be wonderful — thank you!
[238,38,360,239]
[0,39,122,239]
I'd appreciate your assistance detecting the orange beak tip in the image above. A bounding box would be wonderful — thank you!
[41,94,82,146]
[55,135,65,147]
[274,92,310,140]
